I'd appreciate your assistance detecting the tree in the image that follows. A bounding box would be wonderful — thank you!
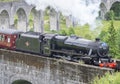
[116,28,120,58]
[99,30,108,41]
[106,20,118,57]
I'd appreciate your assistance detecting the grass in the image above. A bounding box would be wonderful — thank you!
[93,72,120,84]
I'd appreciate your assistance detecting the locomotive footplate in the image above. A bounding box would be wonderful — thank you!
[51,49,93,63]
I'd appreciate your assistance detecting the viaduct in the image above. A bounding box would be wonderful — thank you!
[0,0,119,32]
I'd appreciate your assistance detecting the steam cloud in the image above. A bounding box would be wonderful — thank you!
[25,0,101,29]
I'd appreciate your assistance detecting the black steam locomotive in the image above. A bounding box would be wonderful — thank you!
[0,29,117,69]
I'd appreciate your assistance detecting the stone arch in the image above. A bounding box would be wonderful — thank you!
[12,80,32,84]
[28,7,44,32]
[0,10,9,29]
[110,1,120,19]
[15,8,27,32]
[28,7,35,31]
[44,6,51,32]
[99,3,107,19]
[49,8,60,31]
[109,0,120,10]
[10,76,35,84]
[65,15,73,28]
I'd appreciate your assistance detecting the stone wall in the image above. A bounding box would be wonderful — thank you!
[0,49,114,84]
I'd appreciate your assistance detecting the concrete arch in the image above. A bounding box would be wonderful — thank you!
[100,3,107,19]
[12,80,32,84]
[0,10,9,29]
[15,8,27,32]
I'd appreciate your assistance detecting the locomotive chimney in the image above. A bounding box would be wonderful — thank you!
[95,38,100,42]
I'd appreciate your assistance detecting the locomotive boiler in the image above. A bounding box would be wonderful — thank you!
[53,35,109,57]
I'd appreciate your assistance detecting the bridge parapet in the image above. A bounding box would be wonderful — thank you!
[0,49,114,84]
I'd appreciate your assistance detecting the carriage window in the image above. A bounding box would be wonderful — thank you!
[0,35,2,41]
[1,35,5,41]
[7,37,10,43]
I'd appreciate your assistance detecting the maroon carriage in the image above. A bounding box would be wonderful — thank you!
[0,28,21,49]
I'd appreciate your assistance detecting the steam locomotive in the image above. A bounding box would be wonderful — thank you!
[0,28,117,69]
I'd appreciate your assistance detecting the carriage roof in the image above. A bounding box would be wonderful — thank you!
[0,28,21,34]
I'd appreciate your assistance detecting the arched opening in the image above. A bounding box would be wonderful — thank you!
[60,13,65,28]
[44,6,50,33]
[28,8,35,31]
[12,80,32,84]
[110,1,120,20]
[99,3,107,19]
[59,13,68,35]
[14,8,27,32]
[29,7,43,32]
[0,10,9,29]
[49,8,60,31]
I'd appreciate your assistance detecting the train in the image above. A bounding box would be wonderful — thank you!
[0,28,118,69]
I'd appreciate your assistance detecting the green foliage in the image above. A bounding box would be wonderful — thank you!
[84,34,92,39]
[99,20,118,57]
[116,28,120,58]
[93,72,120,84]
[105,10,115,20]
[99,20,120,58]
[59,29,67,35]
[117,28,120,49]
[106,21,118,57]
[99,30,107,41]
[68,27,75,35]
[29,28,34,32]
[111,2,120,19]
[50,30,58,33]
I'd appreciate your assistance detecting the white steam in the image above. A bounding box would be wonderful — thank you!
[25,0,101,29]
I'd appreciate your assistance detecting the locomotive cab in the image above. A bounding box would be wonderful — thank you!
[41,34,57,56]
